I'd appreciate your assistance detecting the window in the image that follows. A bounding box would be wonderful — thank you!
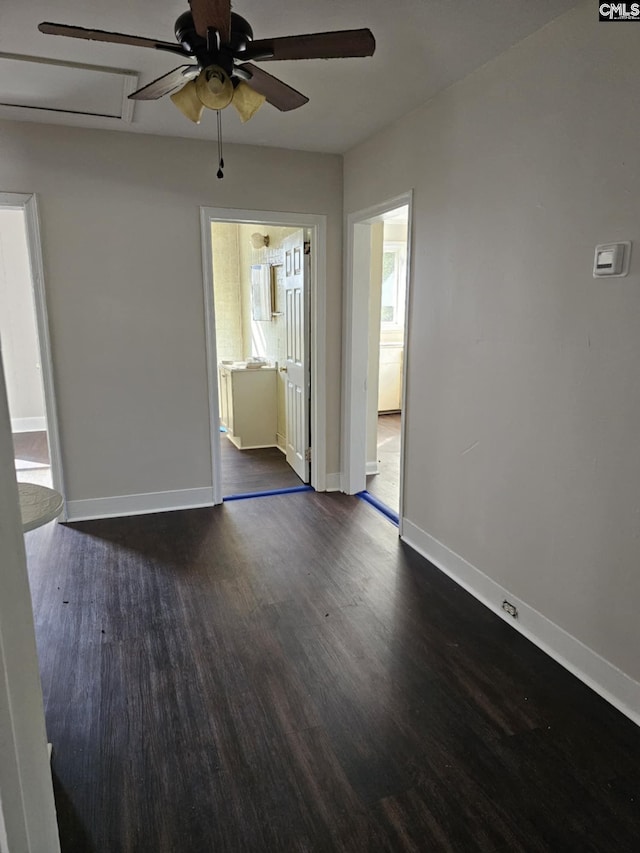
[380,241,407,327]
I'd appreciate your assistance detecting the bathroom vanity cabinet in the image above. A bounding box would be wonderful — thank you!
[218,364,278,449]
[378,343,404,412]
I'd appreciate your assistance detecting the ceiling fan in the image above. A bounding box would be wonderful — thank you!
[38,0,376,125]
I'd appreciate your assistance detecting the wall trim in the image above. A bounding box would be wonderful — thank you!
[0,193,67,521]
[324,473,341,492]
[366,461,379,475]
[11,417,46,433]
[66,487,214,522]
[402,518,640,728]
[0,351,61,852]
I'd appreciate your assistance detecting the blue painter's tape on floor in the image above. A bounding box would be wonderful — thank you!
[223,485,314,502]
[356,491,399,526]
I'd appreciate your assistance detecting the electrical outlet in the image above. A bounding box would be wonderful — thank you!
[502,600,518,619]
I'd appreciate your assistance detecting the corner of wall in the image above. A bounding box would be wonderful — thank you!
[402,517,640,728]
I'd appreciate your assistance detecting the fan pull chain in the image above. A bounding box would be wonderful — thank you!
[216,110,224,179]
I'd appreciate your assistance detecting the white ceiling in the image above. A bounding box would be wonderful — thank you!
[0,0,578,153]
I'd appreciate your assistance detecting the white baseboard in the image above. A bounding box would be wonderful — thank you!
[366,461,379,475]
[402,518,640,728]
[66,487,215,522]
[324,473,341,492]
[227,434,278,450]
[12,417,46,433]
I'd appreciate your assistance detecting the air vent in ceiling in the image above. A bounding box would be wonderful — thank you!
[0,54,138,121]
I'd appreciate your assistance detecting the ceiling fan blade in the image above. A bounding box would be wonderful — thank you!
[129,66,199,101]
[241,29,375,62]
[38,22,188,56]
[188,0,231,42]
[240,64,308,112]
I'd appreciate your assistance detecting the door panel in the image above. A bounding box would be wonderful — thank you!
[283,229,309,482]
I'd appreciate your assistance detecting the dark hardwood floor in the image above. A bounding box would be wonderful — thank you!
[366,413,401,512]
[13,429,50,464]
[24,492,640,852]
[13,429,53,486]
[220,434,303,496]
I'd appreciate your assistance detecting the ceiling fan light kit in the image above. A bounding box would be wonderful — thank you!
[170,78,204,123]
[232,81,265,123]
[170,64,265,128]
[38,0,376,173]
[196,66,234,110]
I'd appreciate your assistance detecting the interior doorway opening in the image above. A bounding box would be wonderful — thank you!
[364,206,409,515]
[201,207,327,504]
[342,192,412,529]
[0,194,65,509]
[211,222,309,496]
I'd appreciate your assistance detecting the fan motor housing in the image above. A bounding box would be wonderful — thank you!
[174,12,200,53]
[175,11,253,57]
[229,14,254,49]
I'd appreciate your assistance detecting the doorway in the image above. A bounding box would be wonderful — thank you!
[342,192,412,528]
[364,207,408,514]
[200,208,327,503]
[0,193,65,510]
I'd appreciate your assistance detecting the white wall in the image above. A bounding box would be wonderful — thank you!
[211,222,244,363]
[0,208,45,431]
[345,0,640,699]
[0,121,342,512]
[0,349,60,852]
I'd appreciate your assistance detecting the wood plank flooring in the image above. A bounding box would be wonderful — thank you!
[220,434,303,495]
[23,492,640,852]
[366,413,401,512]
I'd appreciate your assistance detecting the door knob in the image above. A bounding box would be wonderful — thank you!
[279,366,288,373]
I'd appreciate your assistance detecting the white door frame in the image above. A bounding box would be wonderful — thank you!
[0,351,61,852]
[341,191,413,530]
[0,193,67,518]
[200,207,327,503]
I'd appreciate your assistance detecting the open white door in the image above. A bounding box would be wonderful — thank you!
[282,229,310,482]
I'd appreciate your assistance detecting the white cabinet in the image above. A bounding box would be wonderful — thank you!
[218,365,277,449]
[378,344,403,412]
